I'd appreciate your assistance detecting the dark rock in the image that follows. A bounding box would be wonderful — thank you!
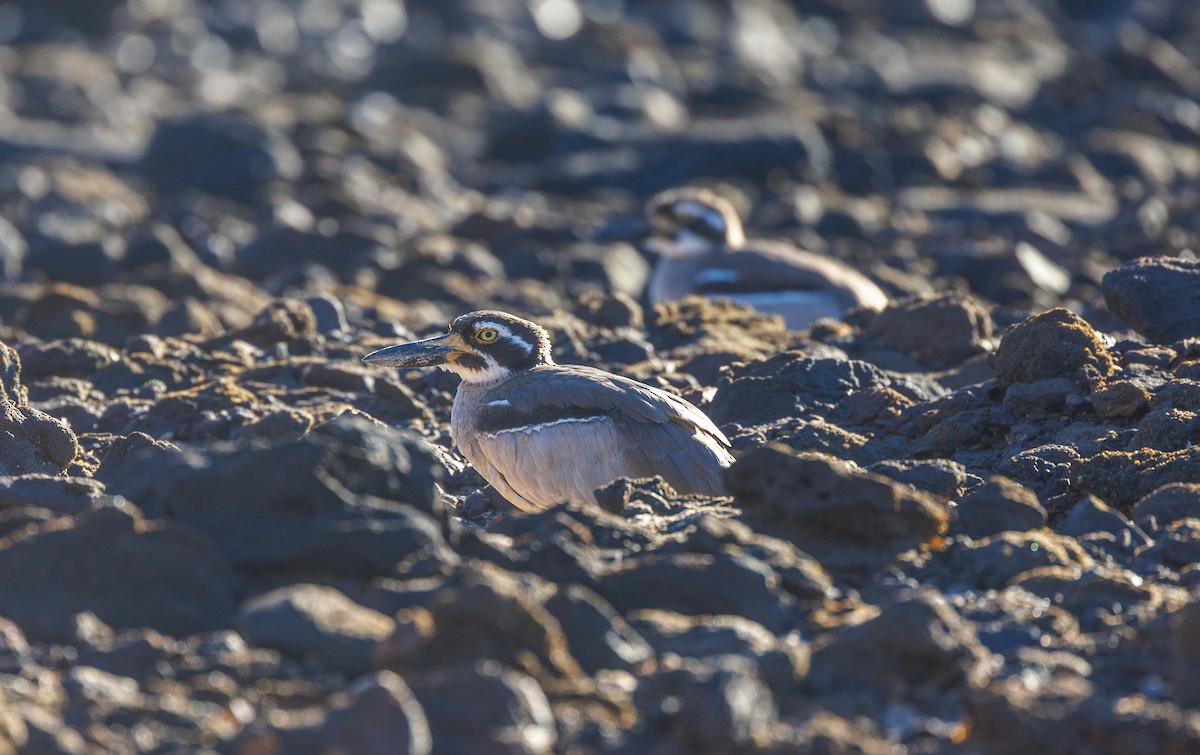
[1131,483,1200,528]
[1135,407,1199,451]
[24,233,125,286]
[910,406,998,456]
[1154,379,1200,412]
[74,628,174,683]
[952,531,1094,590]
[0,475,106,517]
[0,506,234,642]
[543,585,653,674]
[1171,602,1200,707]
[867,293,994,366]
[304,295,349,335]
[238,585,395,677]
[632,654,777,754]
[594,550,795,633]
[104,415,446,577]
[709,354,903,426]
[1145,518,1200,568]
[998,444,1082,508]
[1103,256,1200,343]
[140,113,303,204]
[1002,377,1076,416]
[1090,380,1150,420]
[0,401,81,475]
[376,563,585,682]
[0,341,25,406]
[647,297,791,362]
[317,672,433,755]
[993,308,1115,388]
[18,338,121,380]
[121,223,201,271]
[629,610,808,696]
[568,242,650,297]
[727,445,949,571]
[1055,496,1150,549]
[235,228,384,281]
[410,662,557,755]
[806,591,993,693]
[953,476,1047,539]
[208,299,317,349]
[592,476,732,520]
[573,291,644,330]
[1077,447,1200,510]
[869,457,967,498]
[93,432,179,485]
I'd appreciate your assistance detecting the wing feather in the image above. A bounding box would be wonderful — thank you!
[467,366,733,509]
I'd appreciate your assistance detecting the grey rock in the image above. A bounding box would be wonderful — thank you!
[993,308,1115,388]
[0,506,234,642]
[727,445,949,571]
[239,584,395,677]
[0,401,80,475]
[632,654,777,754]
[953,476,1047,539]
[807,591,993,693]
[1131,483,1200,529]
[104,415,447,577]
[318,671,433,755]
[1103,256,1200,343]
[411,662,557,755]
[140,113,303,205]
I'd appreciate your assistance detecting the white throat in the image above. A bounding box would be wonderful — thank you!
[442,355,514,385]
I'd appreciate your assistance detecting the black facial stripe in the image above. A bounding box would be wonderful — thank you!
[678,214,725,240]
[476,404,611,435]
[486,336,538,371]
[456,353,489,372]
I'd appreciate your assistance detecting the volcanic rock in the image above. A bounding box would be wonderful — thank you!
[239,585,395,677]
[0,506,234,642]
[103,415,446,576]
[317,672,433,755]
[953,476,1047,539]
[993,308,1115,388]
[1103,256,1200,343]
[140,114,303,205]
[0,342,25,406]
[0,401,81,476]
[727,445,949,571]
[1131,483,1200,529]
[806,591,993,693]
[632,654,777,753]
[866,293,994,367]
[409,662,557,755]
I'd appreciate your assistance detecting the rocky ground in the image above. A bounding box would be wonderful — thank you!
[0,0,1198,752]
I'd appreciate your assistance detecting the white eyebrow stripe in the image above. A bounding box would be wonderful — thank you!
[473,321,533,354]
[481,415,608,438]
[485,399,511,407]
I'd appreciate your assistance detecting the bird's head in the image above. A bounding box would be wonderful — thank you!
[644,188,745,259]
[361,310,554,384]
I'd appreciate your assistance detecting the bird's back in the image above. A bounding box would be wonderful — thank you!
[711,239,888,311]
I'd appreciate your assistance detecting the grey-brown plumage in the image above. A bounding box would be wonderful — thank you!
[644,188,888,328]
[362,311,732,512]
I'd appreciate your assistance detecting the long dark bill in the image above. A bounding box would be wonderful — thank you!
[361,332,459,368]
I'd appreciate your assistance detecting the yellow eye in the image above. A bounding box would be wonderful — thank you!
[475,328,499,343]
